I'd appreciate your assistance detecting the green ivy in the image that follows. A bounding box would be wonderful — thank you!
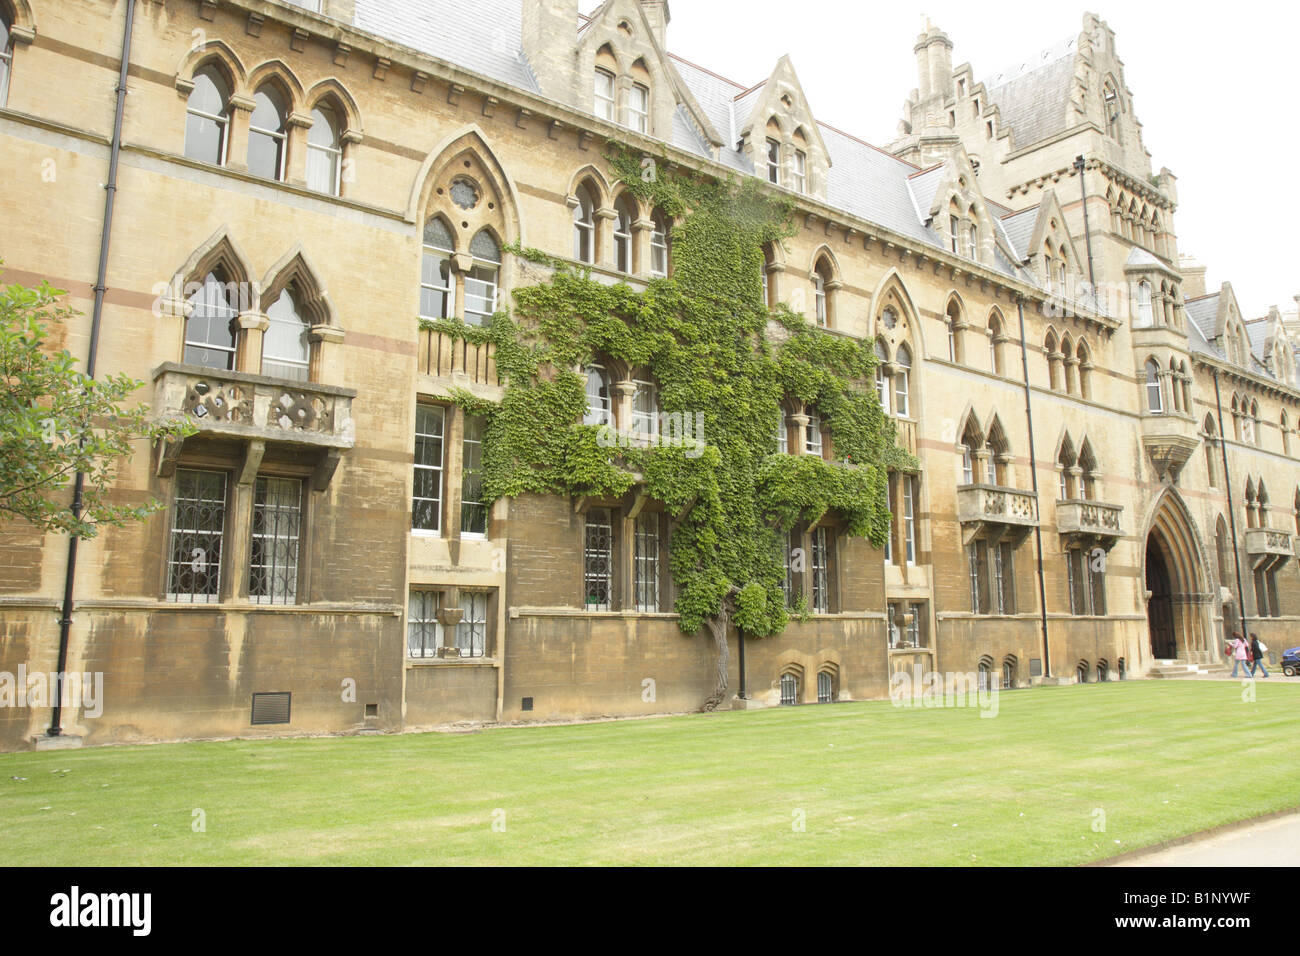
[425,150,916,703]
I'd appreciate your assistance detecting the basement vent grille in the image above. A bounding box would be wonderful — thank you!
[521,697,533,711]
[251,692,291,725]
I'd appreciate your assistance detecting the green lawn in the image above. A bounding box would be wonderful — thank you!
[1,680,1297,865]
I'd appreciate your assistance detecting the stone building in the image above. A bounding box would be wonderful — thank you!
[0,0,1296,749]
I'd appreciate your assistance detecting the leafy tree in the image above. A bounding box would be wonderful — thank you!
[0,272,194,537]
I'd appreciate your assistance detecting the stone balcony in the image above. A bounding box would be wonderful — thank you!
[1245,528,1294,571]
[956,484,1038,545]
[1055,499,1124,550]
[151,362,356,488]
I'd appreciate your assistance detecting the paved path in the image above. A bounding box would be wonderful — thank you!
[1110,811,1300,866]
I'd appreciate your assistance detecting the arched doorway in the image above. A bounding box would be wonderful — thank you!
[1142,490,1212,663]
[1145,541,1176,658]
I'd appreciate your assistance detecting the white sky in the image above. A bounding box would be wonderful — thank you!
[584,1,1300,319]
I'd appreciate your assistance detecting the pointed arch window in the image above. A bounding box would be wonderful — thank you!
[627,83,649,134]
[792,149,807,194]
[988,313,1003,376]
[573,182,597,264]
[1078,441,1098,500]
[306,102,343,195]
[465,230,501,326]
[262,287,312,381]
[419,217,454,320]
[613,196,635,274]
[946,299,963,363]
[185,66,231,166]
[632,379,660,439]
[805,409,824,457]
[1136,281,1153,327]
[1057,439,1076,500]
[894,344,912,418]
[1044,331,1061,391]
[874,340,890,415]
[183,272,239,371]
[650,211,669,278]
[594,68,616,122]
[0,12,12,108]
[1144,359,1163,413]
[248,84,289,181]
[1077,341,1092,399]
[584,365,612,427]
[1204,415,1219,488]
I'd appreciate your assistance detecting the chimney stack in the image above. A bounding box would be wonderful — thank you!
[639,0,671,48]
[522,0,579,103]
[1179,255,1207,299]
[914,26,954,106]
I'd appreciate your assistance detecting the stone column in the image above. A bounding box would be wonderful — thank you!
[790,412,810,457]
[309,325,345,383]
[612,380,637,435]
[594,207,618,268]
[285,110,313,187]
[236,311,269,375]
[631,217,653,276]
[226,94,255,172]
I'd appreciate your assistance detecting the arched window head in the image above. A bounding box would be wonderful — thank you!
[894,344,912,418]
[945,300,962,363]
[465,230,501,326]
[1144,359,1163,413]
[306,102,343,195]
[988,314,1003,376]
[183,272,239,371]
[419,218,454,320]
[185,66,231,166]
[583,365,612,427]
[650,211,669,278]
[573,182,597,263]
[262,286,312,381]
[613,196,635,274]
[813,259,833,327]
[248,84,289,181]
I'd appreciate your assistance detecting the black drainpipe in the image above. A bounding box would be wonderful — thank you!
[1073,155,1096,294]
[1212,368,1250,643]
[49,0,137,737]
[1016,296,1052,679]
[736,628,747,700]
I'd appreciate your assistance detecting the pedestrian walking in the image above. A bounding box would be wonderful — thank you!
[1249,633,1270,678]
[1228,632,1251,678]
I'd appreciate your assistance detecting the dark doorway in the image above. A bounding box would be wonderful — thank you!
[1146,540,1177,658]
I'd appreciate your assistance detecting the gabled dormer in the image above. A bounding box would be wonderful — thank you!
[566,0,720,150]
[1021,189,1085,295]
[910,149,1008,270]
[1211,283,1251,368]
[1258,307,1297,386]
[734,55,831,200]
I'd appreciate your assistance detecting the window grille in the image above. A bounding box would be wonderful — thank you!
[167,469,228,602]
[634,514,661,612]
[584,509,613,610]
[407,590,441,658]
[249,476,301,604]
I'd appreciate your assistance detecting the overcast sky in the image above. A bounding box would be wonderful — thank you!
[583,1,1299,319]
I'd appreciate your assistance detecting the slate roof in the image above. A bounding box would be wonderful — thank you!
[1185,294,1220,348]
[999,206,1039,260]
[981,35,1079,151]
[346,1,1034,281]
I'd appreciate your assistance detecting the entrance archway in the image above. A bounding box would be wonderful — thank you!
[1142,490,1212,663]
[1145,541,1176,658]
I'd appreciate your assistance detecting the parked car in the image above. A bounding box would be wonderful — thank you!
[1282,647,1300,677]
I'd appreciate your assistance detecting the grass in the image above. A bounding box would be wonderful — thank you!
[1,680,1297,865]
